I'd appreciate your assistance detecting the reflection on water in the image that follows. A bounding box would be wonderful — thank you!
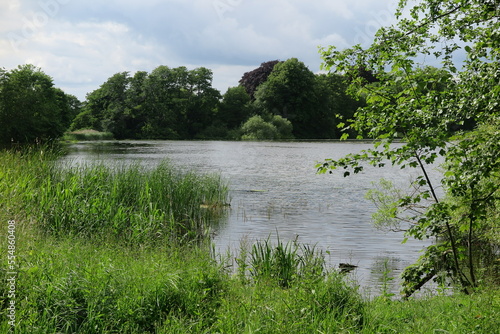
[62,140,437,295]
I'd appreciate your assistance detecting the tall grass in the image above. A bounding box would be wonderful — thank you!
[1,236,227,333]
[34,160,228,245]
[1,147,499,333]
[0,146,58,223]
[245,235,325,288]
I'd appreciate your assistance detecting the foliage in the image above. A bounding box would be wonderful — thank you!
[240,115,293,140]
[255,58,322,138]
[216,86,252,130]
[65,58,363,141]
[239,60,282,99]
[254,58,362,139]
[1,60,362,143]
[72,66,221,140]
[270,114,294,139]
[318,0,499,295]
[315,73,365,138]
[0,65,79,144]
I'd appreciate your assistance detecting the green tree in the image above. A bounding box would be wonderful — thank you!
[318,0,499,296]
[184,67,221,138]
[217,86,252,129]
[0,65,70,143]
[315,73,365,139]
[74,72,130,136]
[255,58,338,139]
[140,66,185,139]
[270,115,294,140]
[240,115,278,140]
[122,71,148,138]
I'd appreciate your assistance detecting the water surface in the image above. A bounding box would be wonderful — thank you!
[63,140,437,295]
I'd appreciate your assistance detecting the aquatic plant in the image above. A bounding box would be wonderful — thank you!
[246,235,325,288]
[35,160,229,245]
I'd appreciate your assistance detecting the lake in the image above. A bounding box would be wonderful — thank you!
[62,140,437,295]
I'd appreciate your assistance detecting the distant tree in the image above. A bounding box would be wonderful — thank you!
[217,86,252,129]
[239,60,281,99]
[185,67,221,138]
[255,58,332,138]
[270,114,293,139]
[73,66,221,140]
[315,73,365,139]
[53,88,80,132]
[0,65,71,143]
[122,71,148,138]
[240,115,279,140]
[73,72,130,136]
[141,66,185,139]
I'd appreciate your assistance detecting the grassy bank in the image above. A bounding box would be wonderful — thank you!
[63,129,114,141]
[1,147,499,333]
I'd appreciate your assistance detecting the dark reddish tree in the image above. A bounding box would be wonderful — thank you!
[239,60,282,99]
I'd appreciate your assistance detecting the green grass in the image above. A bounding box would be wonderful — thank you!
[35,160,228,245]
[0,230,365,333]
[1,146,499,333]
[1,234,227,333]
[244,235,325,288]
[364,291,500,333]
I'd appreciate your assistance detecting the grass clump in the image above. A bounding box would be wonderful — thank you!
[63,129,114,141]
[35,160,228,245]
[241,235,326,288]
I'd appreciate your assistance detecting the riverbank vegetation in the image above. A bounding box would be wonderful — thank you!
[63,129,114,141]
[1,147,499,333]
[318,0,499,297]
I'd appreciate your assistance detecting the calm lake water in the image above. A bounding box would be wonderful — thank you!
[62,140,437,295]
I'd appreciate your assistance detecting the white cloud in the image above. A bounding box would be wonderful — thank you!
[1,0,400,100]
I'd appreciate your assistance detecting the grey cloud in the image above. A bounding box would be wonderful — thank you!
[1,0,400,99]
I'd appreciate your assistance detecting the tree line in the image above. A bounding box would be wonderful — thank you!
[1,58,364,143]
[72,58,364,140]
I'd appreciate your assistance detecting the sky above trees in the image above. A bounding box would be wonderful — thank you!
[0,0,400,100]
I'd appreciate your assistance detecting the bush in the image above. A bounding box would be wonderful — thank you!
[240,115,294,140]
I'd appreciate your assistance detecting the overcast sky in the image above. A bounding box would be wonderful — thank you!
[1,0,399,100]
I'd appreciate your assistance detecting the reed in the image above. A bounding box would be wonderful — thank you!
[247,235,325,288]
[35,160,229,245]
